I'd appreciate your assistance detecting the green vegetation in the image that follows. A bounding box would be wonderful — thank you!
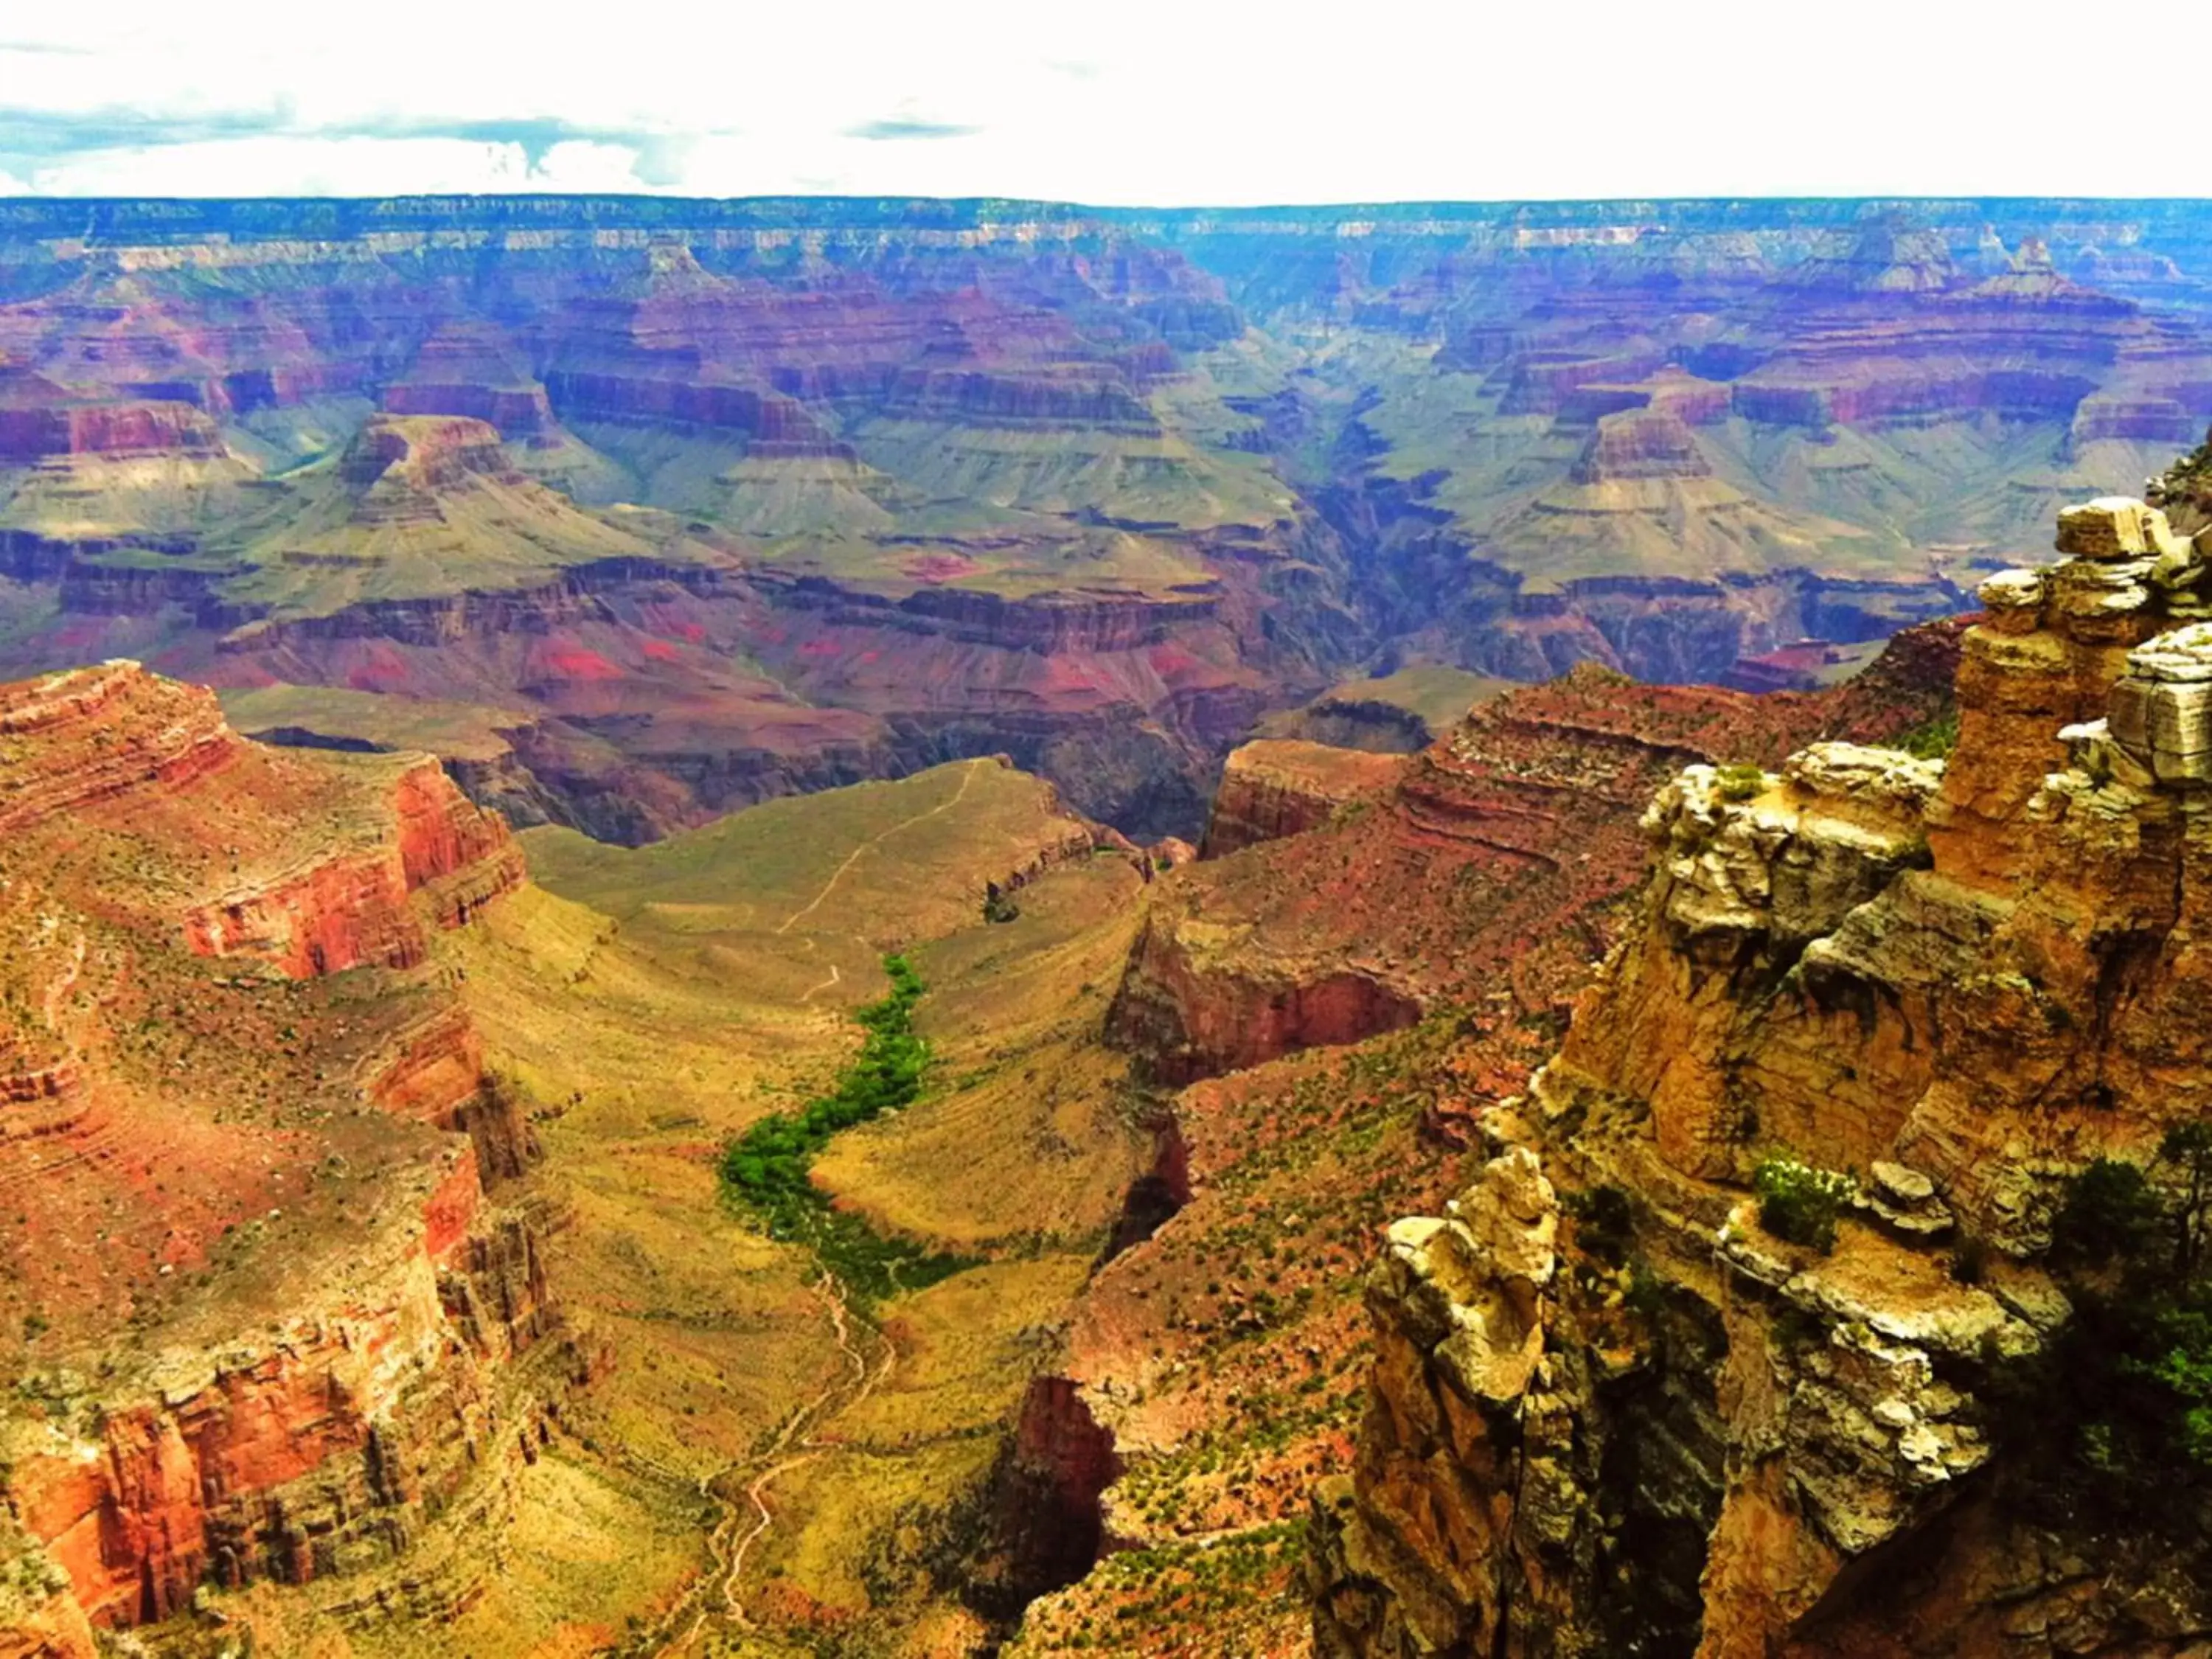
[1563,1183,1635,1267]
[2051,1156,2163,1268]
[1889,706,1960,760]
[1715,762,1767,801]
[1753,1155,1856,1253]
[719,955,975,1301]
[2001,1124,2212,1527]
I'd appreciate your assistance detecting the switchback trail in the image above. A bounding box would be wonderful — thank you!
[656,1273,894,1656]
[774,759,981,935]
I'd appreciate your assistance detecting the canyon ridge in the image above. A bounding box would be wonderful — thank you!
[5,192,2212,1659]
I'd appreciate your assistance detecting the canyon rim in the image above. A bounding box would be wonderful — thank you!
[5,178,2212,1659]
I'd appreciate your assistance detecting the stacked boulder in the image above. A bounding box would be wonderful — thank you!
[2102,624,2212,785]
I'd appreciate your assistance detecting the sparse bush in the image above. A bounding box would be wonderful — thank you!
[1714,762,1766,801]
[1753,1155,1855,1253]
[1891,707,1960,760]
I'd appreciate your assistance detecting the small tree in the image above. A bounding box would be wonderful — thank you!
[2051,1156,2162,1268]
[1753,1157,1855,1253]
[2163,1121,2212,1279]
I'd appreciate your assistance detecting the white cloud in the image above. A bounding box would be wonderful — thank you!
[1,0,2207,203]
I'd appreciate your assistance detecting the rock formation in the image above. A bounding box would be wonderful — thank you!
[1312,467,2212,1656]
[0,662,560,1648]
[1198,739,1409,858]
[1108,627,1958,1086]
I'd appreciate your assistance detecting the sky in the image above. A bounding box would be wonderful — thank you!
[1,0,2205,206]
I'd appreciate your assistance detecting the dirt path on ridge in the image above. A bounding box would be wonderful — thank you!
[653,1273,895,1656]
[773,760,981,936]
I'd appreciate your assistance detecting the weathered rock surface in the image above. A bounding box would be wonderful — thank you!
[0,663,559,1647]
[1198,739,1409,858]
[1312,479,2212,1658]
[1109,627,1961,1086]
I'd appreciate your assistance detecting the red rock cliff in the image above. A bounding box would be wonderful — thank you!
[1312,484,2212,1658]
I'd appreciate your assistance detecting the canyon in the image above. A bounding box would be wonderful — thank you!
[5,198,2212,843]
[8,188,2212,1659]
[2,467,2206,1658]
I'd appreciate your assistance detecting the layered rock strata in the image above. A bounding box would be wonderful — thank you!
[0,662,556,1646]
[1312,484,2212,1657]
[1198,739,1410,858]
[7,1147,558,1630]
[1109,626,1959,1086]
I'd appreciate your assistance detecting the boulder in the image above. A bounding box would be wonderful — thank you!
[2054,495,2188,561]
[2107,622,2212,784]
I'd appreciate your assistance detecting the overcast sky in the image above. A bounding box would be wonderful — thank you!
[1,0,2202,205]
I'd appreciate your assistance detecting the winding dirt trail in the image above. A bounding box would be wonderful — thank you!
[658,1272,897,1656]
[774,760,981,936]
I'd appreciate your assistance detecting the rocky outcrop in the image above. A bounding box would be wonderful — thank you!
[1107,908,1425,1085]
[1110,630,1960,1088]
[182,754,521,979]
[0,659,563,1649]
[0,386,225,463]
[1312,486,2212,1658]
[7,1147,560,1632]
[983,1377,1128,1618]
[0,662,243,831]
[1560,490,2212,1239]
[361,1005,539,1181]
[1570,408,1711,484]
[1199,739,1408,857]
[1310,1147,1560,1656]
[379,322,555,437]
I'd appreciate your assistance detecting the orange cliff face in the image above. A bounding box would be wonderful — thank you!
[991,625,1961,1657]
[1106,630,1961,1088]
[1556,493,2212,1242]
[0,662,555,1645]
[1311,482,2212,1658]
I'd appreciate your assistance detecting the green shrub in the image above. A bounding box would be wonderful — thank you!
[2051,1156,2161,1267]
[1891,707,1960,760]
[1624,1259,1667,1321]
[1753,1156,1855,1253]
[718,955,975,1301]
[1564,1183,1635,1266]
[1770,1301,1832,1352]
[1714,762,1766,801]
[1994,1124,2212,1528]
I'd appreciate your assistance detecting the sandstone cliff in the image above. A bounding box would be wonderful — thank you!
[1108,631,1958,1087]
[1312,472,2212,1656]
[0,663,558,1648]
[1198,740,1410,858]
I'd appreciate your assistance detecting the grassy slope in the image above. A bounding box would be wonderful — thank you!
[218,683,532,759]
[281,759,1148,1657]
